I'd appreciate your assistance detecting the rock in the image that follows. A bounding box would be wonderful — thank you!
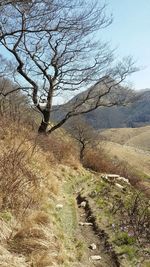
[101,175,109,181]
[111,223,116,229]
[79,222,93,226]
[90,255,101,261]
[79,222,85,226]
[89,243,97,250]
[115,183,124,190]
[116,176,130,184]
[101,174,117,184]
[56,204,63,209]
[80,201,87,208]
[84,222,93,226]
[101,174,130,186]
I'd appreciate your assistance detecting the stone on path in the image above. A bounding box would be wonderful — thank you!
[84,222,93,226]
[89,243,97,250]
[79,222,85,226]
[56,204,63,209]
[90,255,102,261]
[79,222,93,226]
[80,201,87,208]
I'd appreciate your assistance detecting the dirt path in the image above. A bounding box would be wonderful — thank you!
[76,194,120,267]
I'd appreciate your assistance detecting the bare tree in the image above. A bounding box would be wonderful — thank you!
[0,78,36,127]
[0,0,31,7]
[68,116,98,162]
[0,0,137,134]
[0,55,14,78]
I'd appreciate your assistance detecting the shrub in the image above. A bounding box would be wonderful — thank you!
[83,148,111,173]
[0,139,39,213]
[83,148,141,186]
[114,232,136,246]
[37,133,79,165]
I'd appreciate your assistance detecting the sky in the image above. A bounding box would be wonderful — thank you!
[103,0,150,90]
[1,0,150,91]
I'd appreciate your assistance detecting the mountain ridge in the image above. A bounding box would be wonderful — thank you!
[51,85,150,129]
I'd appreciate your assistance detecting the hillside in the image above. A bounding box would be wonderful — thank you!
[52,88,150,129]
[0,118,150,267]
[98,126,150,189]
[99,126,150,150]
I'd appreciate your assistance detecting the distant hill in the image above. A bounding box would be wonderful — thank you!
[85,89,150,129]
[52,85,150,129]
[98,126,150,176]
[99,126,150,151]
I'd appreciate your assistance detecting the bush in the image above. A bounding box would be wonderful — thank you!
[37,133,79,165]
[0,138,39,213]
[83,148,111,172]
[83,148,141,186]
[114,232,136,246]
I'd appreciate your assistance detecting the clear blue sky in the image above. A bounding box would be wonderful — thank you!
[103,0,150,90]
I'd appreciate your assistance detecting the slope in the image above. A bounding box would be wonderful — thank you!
[51,83,150,129]
[99,126,150,150]
[0,117,149,267]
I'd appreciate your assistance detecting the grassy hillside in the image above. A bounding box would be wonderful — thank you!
[0,118,149,267]
[102,141,150,175]
[99,126,150,175]
[99,126,150,150]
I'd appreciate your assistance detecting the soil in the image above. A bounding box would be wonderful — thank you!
[76,194,120,267]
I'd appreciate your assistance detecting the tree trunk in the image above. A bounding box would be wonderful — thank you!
[38,110,50,134]
[80,144,85,163]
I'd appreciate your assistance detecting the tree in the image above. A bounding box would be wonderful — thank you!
[0,78,35,126]
[0,0,31,7]
[68,116,98,162]
[0,0,137,134]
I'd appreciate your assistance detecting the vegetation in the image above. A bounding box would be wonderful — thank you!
[0,113,149,266]
[67,116,99,162]
[0,1,149,266]
[78,173,150,266]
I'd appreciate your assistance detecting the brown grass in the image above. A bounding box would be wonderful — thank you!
[0,115,80,266]
[36,131,79,168]
[99,126,150,148]
[83,148,141,187]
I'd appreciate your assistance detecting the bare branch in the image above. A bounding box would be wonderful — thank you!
[0,0,137,133]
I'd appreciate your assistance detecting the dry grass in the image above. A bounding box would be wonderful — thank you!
[0,115,83,266]
[102,141,150,175]
[0,117,65,266]
[35,131,80,172]
[83,147,141,187]
[0,115,149,266]
[99,126,150,149]
[0,245,28,267]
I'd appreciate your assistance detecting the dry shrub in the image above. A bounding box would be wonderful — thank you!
[0,142,38,212]
[10,223,59,255]
[83,148,141,186]
[7,210,58,256]
[37,133,79,165]
[30,251,54,267]
[30,251,65,267]
[83,148,112,173]
[24,211,50,226]
[108,159,141,186]
[0,132,47,215]
[0,116,62,215]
